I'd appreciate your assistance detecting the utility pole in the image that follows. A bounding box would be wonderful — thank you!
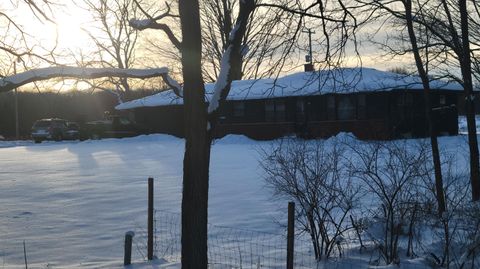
[302,28,315,71]
[13,58,20,140]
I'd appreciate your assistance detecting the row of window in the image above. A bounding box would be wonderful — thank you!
[233,99,287,121]
[230,93,447,122]
[231,95,367,122]
[265,100,286,121]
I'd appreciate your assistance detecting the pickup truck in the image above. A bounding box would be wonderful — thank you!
[85,115,141,139]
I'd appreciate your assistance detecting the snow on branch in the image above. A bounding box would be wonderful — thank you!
[0,66,170,93]
[163,73,183,97]
[129,2,181,49]
[129,18,152,28]
[208,45,233,114]
[207,0,255,115]
[129,19,181,50]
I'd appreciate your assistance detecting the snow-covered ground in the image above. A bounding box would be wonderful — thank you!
[0,128,474,268]
[0,135,282,268]
[458,115,480,134]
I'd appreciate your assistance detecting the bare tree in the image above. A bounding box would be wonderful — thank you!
[2,1,361,268]
[129,1,256,268]
[200,0,303,81]
[0,0,60,75]
[355,0,451,215]
[81,0,140,102]
[260,138,360,260]
[360,0,480,202]
[416,0,480,203]
[129,1,362,267]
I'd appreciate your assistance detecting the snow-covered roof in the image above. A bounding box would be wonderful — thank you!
[116,67,463,110]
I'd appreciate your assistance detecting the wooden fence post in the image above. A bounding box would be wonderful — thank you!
[124,231,135,265]
[148,177,154,260]
[287,201,295,269]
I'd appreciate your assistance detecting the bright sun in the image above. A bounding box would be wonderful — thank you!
[54,10,93,51]
[14,2,96,56]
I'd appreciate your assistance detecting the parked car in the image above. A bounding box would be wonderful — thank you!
[65,121,83,140]
[85,115,141,139]
[31,118,81,143]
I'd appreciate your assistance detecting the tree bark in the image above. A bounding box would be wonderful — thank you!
[230,48,244,81]
[404,0,446,214]
[178,1,210,269]
[459,0,480,201]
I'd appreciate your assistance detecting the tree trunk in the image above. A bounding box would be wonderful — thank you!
[459,0,480,201]
[179,1,210,269]
[230,49,244,80]
[404,0,446,214]
[119,77,131,101]
[178,2,254,268]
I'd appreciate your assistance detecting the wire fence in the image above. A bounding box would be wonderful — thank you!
[0,212,455,269]
[131,210,436,269]
[131,210,317,268]
[0,243,28,269]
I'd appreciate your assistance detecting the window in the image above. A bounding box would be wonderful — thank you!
[276,100,286,121]
[296,98,305,118]
[406,93,413,106]
[265,100,275,121]
[395,93,410,120]
[397,95,405,106]
[120,118,131,125]
[265,99,286,122]
[327,96,335,108]
[357,94,366,119]
[439,95,446,105]
[337,96,355,120]
[295,98,305,121]
[327,95,336,120]
[233,102,245,117]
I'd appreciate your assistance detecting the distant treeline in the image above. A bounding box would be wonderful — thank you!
[0,90,157,139]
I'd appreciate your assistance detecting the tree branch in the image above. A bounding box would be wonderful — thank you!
[130,0,181,49]
[129,19,181,49]
[255,3,347,22]
[0,66,169,93]
[207,0,255,115]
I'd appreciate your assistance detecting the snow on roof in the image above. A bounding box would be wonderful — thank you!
[116,67,463,110]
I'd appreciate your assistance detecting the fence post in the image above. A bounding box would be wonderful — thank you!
[287,201,295,269]
[148,177,154,260]
[23,240,28,269]
[124,231,135,265]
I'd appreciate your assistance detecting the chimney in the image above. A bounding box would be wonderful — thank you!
[304,54,314,72]
[304,63,314,72]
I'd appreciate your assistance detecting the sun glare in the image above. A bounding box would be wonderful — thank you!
[54,10,93,51]
[15,2,96,56]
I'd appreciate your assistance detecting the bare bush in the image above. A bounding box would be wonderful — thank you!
[260,138,360,261]
[414,151,469,268]
[455,204,480,269]
[347,140,430,265]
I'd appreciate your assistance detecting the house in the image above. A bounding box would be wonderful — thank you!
[116,67,462,140]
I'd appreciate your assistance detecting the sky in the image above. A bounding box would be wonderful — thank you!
[1,0,412,92]
[5,1,93,57]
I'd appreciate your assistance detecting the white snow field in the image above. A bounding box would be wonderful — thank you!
[0,132,472,268]
[0,135,282,268]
